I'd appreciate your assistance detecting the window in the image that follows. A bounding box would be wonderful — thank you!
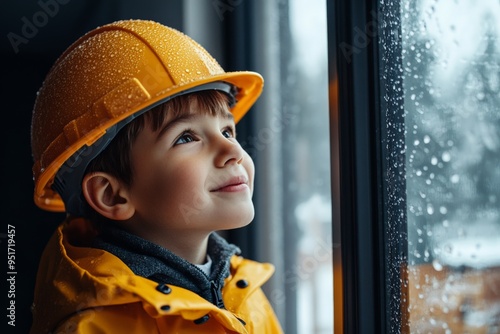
[249,1,333,333]
[400,1,500,332]
[287,1,332,333]
[331,0,500,332]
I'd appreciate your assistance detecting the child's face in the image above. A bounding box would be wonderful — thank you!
[126,102,255,236]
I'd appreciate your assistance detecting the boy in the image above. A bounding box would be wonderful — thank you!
[30,19,282,333]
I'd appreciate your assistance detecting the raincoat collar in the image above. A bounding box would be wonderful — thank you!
[92,223,240,306]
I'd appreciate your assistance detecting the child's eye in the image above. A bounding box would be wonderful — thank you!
[174,131,196,145]
[222,127,235,139]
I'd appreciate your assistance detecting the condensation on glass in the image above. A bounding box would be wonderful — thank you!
[399,0,500,332]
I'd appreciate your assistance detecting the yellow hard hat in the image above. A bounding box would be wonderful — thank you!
[31,19,263,215]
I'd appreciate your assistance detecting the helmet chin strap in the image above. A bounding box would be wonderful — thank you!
[52,81,238,217]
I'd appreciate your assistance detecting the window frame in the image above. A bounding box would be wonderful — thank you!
[328,0,408,333]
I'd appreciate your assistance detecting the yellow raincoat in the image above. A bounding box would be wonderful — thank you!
[30,218,283,333]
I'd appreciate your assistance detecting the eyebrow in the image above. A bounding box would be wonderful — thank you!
[222,110,235,121]
[155,113,197,142]
[155,111,235,142]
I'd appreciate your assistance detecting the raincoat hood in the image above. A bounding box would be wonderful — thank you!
[30,218,282,333]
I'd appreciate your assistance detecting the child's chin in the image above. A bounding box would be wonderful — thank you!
[220,211,255,230]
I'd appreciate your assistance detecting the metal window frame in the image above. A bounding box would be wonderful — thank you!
[328,0,408,333]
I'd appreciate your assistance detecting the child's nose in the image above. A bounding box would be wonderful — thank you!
[214,137,244,167]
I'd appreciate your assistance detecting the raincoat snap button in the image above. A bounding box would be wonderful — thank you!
[160,305,171,311]
[193,314,210,325]
[236,279,249,288]
[156,283,172,294]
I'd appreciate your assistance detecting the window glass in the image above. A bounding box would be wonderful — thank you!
[287,0,333,333]
[399,0,500,331]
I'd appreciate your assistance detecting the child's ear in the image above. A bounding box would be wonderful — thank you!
[82,172,135,221]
